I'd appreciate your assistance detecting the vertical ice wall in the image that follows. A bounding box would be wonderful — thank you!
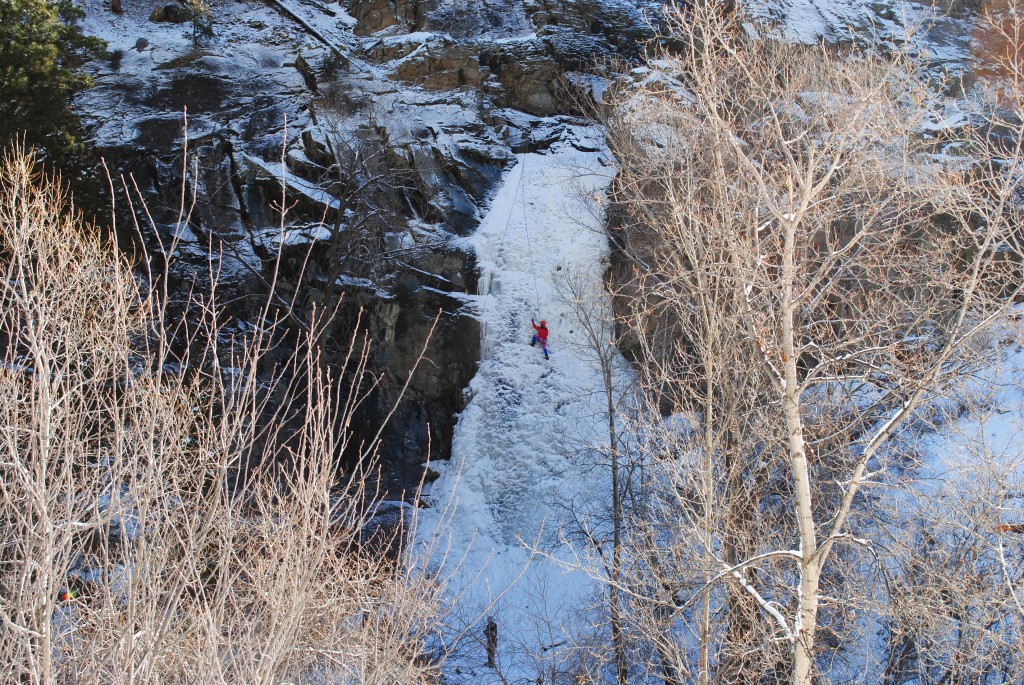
[415,126,626,682]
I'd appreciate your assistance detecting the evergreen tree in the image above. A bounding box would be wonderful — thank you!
[0,0,104,211]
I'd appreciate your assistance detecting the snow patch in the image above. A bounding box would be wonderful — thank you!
[244,154,341,210]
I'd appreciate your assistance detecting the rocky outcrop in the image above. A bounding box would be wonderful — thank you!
[481,37,560,116]
[350,0,438,36]
[930,0,995,16]
[368,34,485,91]
[527,0,654,56]
[355,239,481,477]
[149,2,193,23]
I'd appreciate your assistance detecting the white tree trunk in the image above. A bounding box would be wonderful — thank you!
[781,215,820,685]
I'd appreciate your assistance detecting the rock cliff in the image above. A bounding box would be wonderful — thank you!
[74,0,658,495]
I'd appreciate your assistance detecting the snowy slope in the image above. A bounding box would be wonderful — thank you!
[414,125,625,683]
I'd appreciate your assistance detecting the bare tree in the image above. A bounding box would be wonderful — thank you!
[876,387,1024,684]
[0,144,446,685]
[556,263,634,685]
[605,4,1024,683]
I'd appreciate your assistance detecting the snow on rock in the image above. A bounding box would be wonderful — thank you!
[75,0,315,151]
[415,125,626,682]
[752,0,975,87]
[244,153,341,210]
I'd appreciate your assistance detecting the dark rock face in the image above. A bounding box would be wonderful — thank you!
[75,0,654,496]
[149,2,193,23]
[350,0,438,36]
[481,38,560,116]
[527,0,654,56]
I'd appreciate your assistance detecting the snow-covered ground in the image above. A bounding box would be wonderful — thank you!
[922,329,1024,488]
[414,126,628,683]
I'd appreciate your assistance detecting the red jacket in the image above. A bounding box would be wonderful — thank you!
[532,321,549,341]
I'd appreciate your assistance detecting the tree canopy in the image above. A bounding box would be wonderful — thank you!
[0,0,104,206]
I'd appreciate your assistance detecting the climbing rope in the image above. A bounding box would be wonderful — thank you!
[519,152,542,317]
[494,150,542,318]
[473,147,545,364]
[498,152,526,246]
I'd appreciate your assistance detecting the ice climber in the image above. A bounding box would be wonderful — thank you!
[530,318,549,360]
[484,616,498,668]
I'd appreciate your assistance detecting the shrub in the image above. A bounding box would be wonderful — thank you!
[0,145,444,684]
